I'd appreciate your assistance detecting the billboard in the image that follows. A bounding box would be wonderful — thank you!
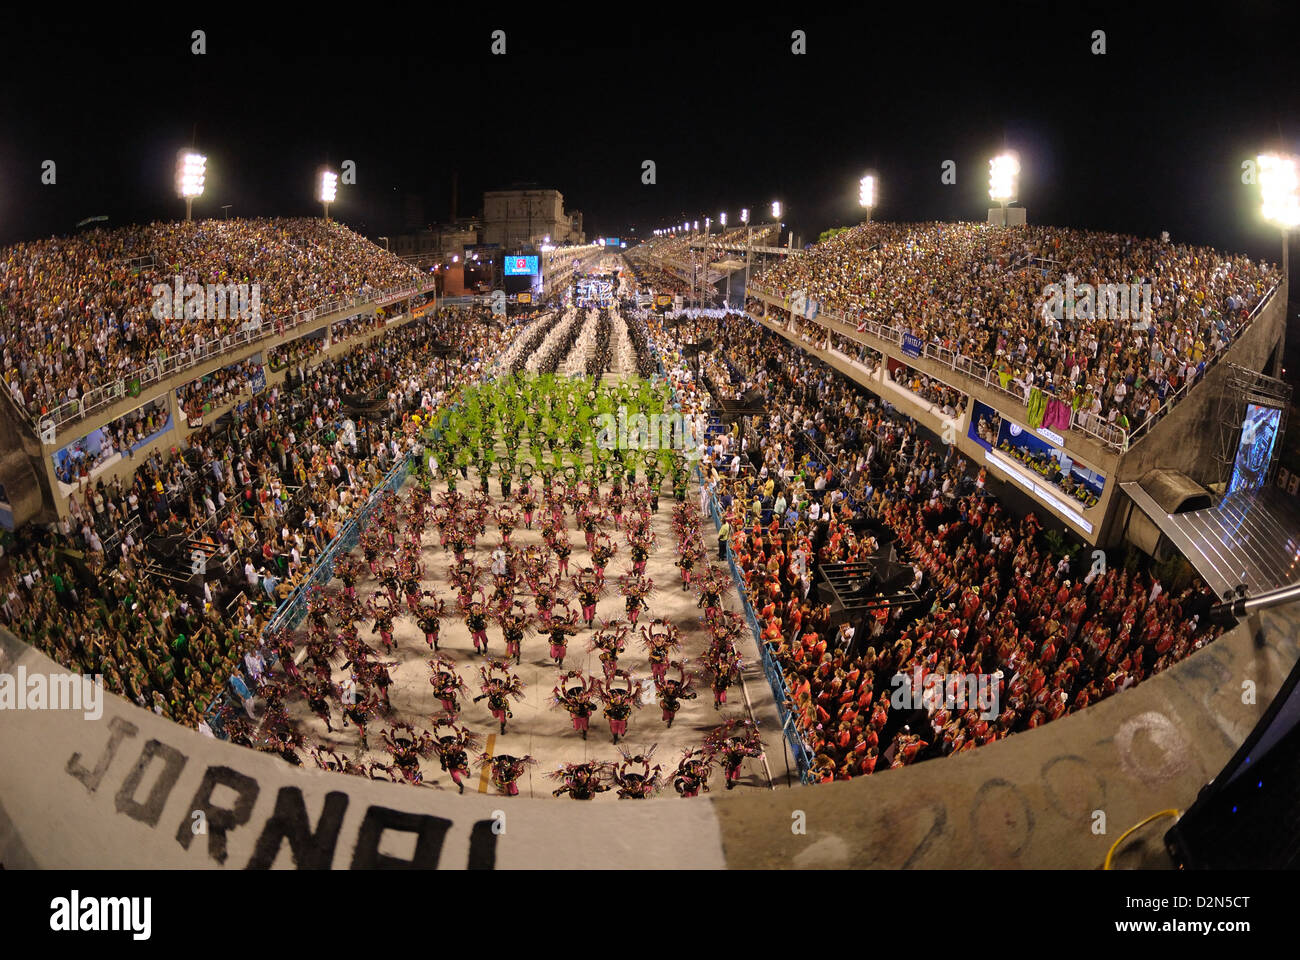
[504,256,539,276]
[967,399,1105,530]
[1228,403,1282,495]
[603,237,620,248]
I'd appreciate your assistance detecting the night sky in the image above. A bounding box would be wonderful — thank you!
[2,3,1299,266]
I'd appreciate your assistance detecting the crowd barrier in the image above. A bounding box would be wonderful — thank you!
[700,476,815,783]
[205,450,416,737]
[656,342,815,782]
[204,334,500,738]
[26,280,437,437]
[748,279,1280,454]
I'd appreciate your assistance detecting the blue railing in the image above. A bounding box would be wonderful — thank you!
[205,450,416,738]
[656,337,814,782]
[697,472,814,783]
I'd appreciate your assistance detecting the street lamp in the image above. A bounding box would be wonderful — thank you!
[175,151,206,222]
[989,152,1019,226]
[859,175,876,221]
[318,167,338,221]
[771,201,781,221]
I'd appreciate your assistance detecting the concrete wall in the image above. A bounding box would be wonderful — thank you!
[748,309,1117,543]
[2,598,1296,869]
[1113,282,1288,487]
[749,287,1121,469]
[0,394,54,527]
[752,282,1290,549]
[47,312,421,516]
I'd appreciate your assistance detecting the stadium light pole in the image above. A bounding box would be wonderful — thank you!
[772,201,791,248]
[741,208,752,304]
[175,151,206,222]
[859,174,876,223]
[1258,153,1299,380]
[989,152,1019,226]
[719,213,730,307]
[318,168,338,221]
[1258,153,1299,278]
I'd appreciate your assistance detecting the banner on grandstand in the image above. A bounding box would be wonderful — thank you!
[902,333,923,358]
[411,301,437,319]
[248,355,266,396]
[654,295,673,307]
[789,289,819,320]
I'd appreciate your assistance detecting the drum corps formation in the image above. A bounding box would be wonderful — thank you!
[215,361,766,798]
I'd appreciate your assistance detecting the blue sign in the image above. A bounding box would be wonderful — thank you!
[504,256,539,276]
[902,333,923,358]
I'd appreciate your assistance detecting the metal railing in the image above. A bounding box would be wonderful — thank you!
[698,471,815,783]
[1122,284,1280,448]
[657,334,815,782]
[747,280,1280,454]
[21,279,437,439]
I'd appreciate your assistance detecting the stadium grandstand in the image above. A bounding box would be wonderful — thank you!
[4,7,1300,898]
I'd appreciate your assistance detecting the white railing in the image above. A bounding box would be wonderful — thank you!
[22,279,436,439]
[747,281,1281,454]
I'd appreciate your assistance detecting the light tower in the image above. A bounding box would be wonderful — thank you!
[1259,153,1300,275]
[318,168,338,221]
[175,151,206,222]
[1258,152,1299,380]
[988,152,1020,226]
[859,174,876,222]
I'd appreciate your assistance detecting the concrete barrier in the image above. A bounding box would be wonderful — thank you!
[2,601,1296,869]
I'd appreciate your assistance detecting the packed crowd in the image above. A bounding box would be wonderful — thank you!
[662,311,1222,780]
[0,217,423,421]
[1,305,508,727]
[750,221,1276,439]
[53,395,172,486]
[175,357,262,424]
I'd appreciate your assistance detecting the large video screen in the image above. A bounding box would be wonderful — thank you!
[504,255,539,276]
[1228,402,1282,495]
[603,237,620,248]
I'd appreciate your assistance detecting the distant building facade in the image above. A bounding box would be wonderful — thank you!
[481,188,585,248]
